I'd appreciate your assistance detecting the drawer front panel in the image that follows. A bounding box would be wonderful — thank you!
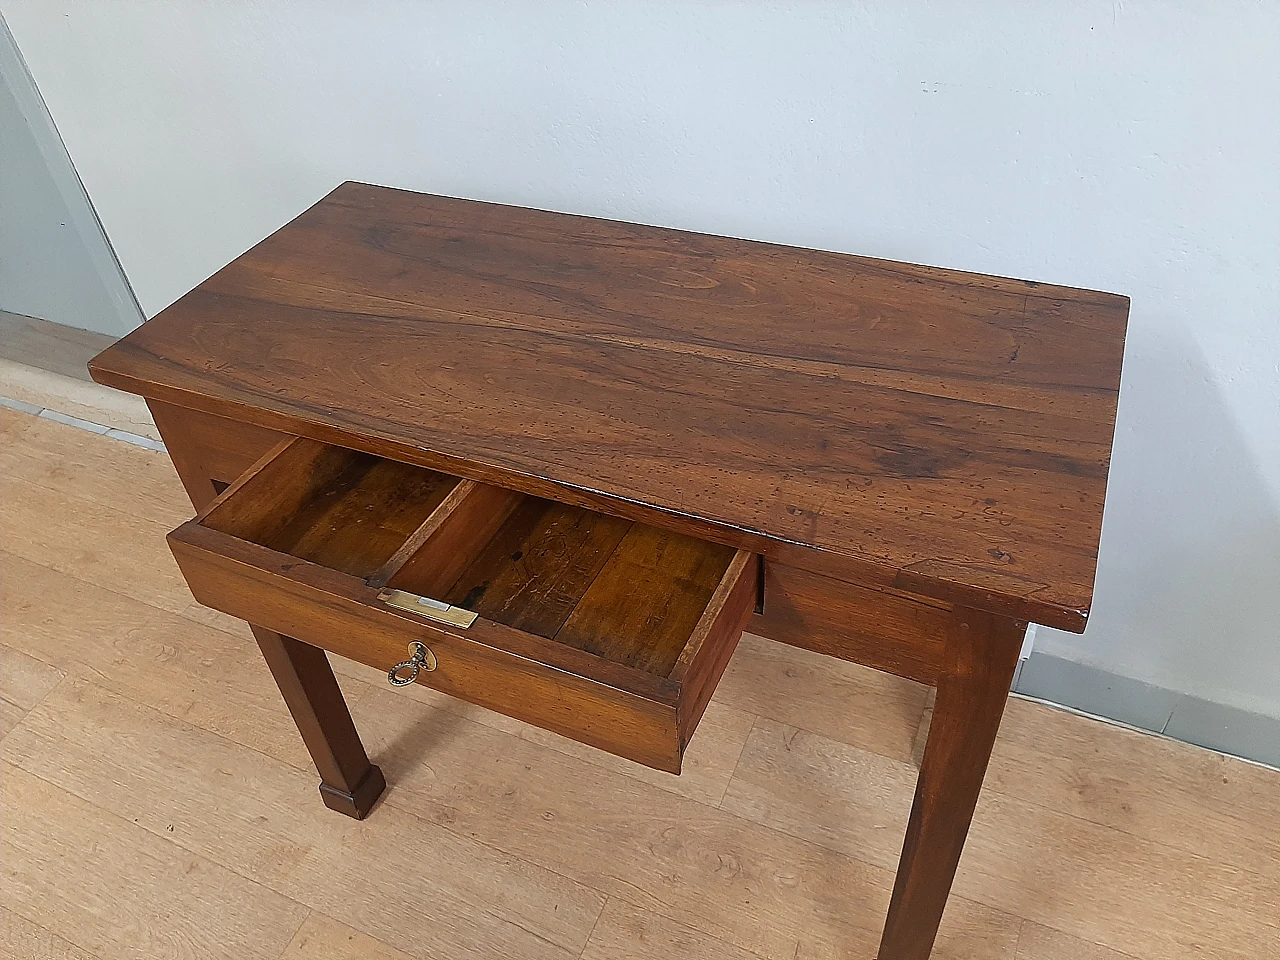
[752,562,949,685]
[171,527,686,771]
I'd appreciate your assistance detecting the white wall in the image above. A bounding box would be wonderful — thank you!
[6,1,1278,717]
[0,16,140,335]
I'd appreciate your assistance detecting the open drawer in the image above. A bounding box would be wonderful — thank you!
[168,437,758,773]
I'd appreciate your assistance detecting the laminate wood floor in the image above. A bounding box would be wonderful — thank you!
[3,406,1278,960]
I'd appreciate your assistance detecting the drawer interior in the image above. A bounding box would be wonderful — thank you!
[201,438,742,679]
[388,491,738,676]
[202,441,459,578]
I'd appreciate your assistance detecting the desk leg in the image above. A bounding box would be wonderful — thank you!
[253,626,387,819]
[877,606,1024,960]
[147,405,386,819]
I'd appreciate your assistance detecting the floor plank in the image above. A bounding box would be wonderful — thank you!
[514,696,756,807]
[1,405,36,442]
[987,696,1280,866]
[1,907,102,960]
[721,717,917,868]
[0,469,195,622]
[355,681,1022,960]
[0,642,64,712]
[580,899,766,960]
[715,631,929,764]
[1,551,326,772]
[0,762,308,960]
[721,717,1280,959]
[276,912,424,960]
[1,697,28,742]
[3,678,605,960]
[1,408,190,525]
[0,642,64,743]
[1014,922,1141,960]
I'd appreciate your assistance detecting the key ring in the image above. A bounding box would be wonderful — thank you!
[388,641,437,685]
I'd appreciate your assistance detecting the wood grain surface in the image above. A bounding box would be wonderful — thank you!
[90,182,1128,630]
[554,523,736,675]
[879,607,1026,959]
[438,495,633,638]
[147,399,287,505]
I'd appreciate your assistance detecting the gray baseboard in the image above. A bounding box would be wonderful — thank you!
[1014,652,1280,770]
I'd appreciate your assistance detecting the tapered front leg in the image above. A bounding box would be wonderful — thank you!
[147,402,387,820]
[877,606,1025,960]
[253,626,386,818]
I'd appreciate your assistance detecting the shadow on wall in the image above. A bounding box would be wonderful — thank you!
[1043,320,1280,720]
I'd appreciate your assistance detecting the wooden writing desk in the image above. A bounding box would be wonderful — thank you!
[90,182,1128,960]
